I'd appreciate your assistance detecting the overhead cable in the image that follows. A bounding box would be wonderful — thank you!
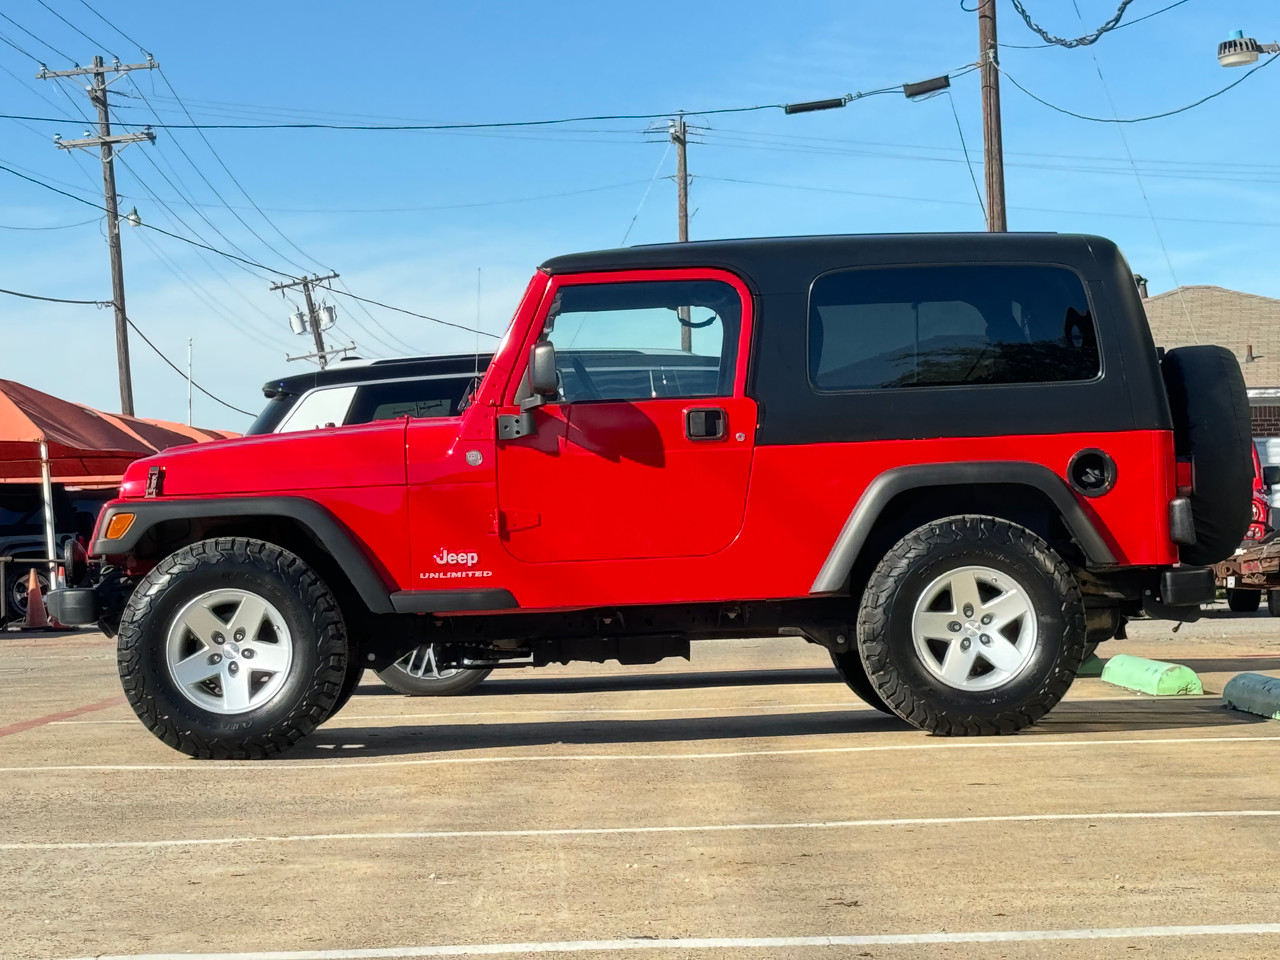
[999,55,1277,123]
[1007,0,1134,48]
[125,316,256,416]
[0,286,110,305]
[1001,0,1196,49]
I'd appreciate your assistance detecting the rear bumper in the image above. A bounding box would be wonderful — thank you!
[1159,566,1215,607]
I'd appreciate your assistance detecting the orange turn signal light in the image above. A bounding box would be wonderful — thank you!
[103,513,135,540]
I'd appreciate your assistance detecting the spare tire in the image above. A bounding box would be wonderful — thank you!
[1161,345,1252,565]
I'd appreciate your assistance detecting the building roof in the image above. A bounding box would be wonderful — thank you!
[1143,285,1280,390]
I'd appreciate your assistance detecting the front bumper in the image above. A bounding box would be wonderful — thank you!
[44,587,100,627]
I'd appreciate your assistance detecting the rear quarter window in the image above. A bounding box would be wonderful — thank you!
[345,376,475,423]
[808,264,1099,391]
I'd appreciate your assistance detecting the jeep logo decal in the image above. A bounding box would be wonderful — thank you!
[434,548,479,567]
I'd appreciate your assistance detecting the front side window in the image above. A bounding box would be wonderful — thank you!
[544,279,741,403]
[809,265,1099,391]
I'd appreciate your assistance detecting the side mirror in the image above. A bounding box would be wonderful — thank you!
[529,341,558,398]
[1263,465,1280,487]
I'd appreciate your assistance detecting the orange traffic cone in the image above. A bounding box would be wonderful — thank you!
[20,568,50,630]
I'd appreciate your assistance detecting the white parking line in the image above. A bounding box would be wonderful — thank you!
[2,733,1276,773]
[55,922,1280,959]
[47,702,856,725]
[7,809,1279,852]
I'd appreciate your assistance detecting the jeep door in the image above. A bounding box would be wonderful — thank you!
[495,269,756,564]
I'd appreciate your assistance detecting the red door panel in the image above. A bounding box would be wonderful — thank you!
[498,397,756,564]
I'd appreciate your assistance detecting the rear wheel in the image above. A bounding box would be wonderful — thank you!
[117,538,347,759]
[857,516,1085,736]
[1268,592,1280,617]
[377,644,492,697]
[1227,588,1261,613]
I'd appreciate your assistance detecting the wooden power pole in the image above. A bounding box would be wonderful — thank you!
[271,273,348,368]
[670,116,692,352]
[977,0,1007,232]
[40,56,158,416]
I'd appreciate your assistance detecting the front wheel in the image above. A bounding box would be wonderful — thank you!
[377,644,492,697]
[117,538,347,759]
[857,516,1086,736]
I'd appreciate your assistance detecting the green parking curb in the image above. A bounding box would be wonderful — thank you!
[1077,653,1107,677]
[1223,673,1280,720]
[1099,654,1203,696]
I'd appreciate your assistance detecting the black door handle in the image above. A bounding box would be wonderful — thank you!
[685,407,727,440]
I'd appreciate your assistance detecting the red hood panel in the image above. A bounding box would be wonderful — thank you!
[120,422,407,498]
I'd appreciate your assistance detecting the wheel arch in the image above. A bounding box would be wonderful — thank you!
[92,497,394,615]
[810,462,1116,595]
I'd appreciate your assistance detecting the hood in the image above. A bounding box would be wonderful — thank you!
[119,421,408,498]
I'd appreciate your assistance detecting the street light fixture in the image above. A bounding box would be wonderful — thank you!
[1218,29,1280,67]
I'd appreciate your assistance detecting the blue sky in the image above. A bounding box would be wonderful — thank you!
[2,0,1278,427]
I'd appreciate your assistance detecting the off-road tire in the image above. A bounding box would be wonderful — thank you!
[376,657,492,697]
[322,638,365,722]
[857,516,1086,736]
[1227,588,1261,613]
[1269,592,1280,618]
[117,537,347,759]
[829,649,893,714]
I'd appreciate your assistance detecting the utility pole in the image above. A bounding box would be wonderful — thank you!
[186,338,193,426]
[670,116,692,352]
[271,272,343,368]
[977,0,1007,232]
[40,56,158,416]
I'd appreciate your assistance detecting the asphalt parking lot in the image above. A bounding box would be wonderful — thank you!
[3,611,1280,960]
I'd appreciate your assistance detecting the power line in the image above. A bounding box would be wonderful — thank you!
[318,286,500,338]
[0,11,74,62]
[1007,0,1133,48]
[695,174,1280,228]
[998,55,1279,123]
[0,216,99,230]
[32,0,110,51]
[1001,0,1196,49]
[125,316,255,416]
[0,286,110,305]
[0,99,902,133]
[0,158,299,276]
[75,0,148,55]
[1067,0,1197,343]
[943,90,986,222]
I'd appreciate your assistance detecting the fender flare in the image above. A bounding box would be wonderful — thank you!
[91,496,395,614]
[809,462,1117,594]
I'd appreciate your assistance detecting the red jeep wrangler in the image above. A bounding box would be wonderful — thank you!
[49,233,1252,758]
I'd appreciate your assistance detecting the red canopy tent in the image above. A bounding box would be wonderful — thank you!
[0,379,237,576]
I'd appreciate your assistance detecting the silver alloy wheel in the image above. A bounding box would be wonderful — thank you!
[911,565,1038,692]
[164,588,294,715]
[393,644,465,682]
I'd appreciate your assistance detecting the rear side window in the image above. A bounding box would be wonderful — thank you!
[808,265,1099,391]
[345,376,474,423]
